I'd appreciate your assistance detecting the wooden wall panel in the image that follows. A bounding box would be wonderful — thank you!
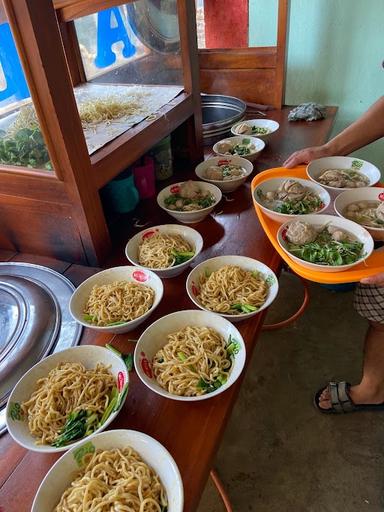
[200,68,277,105]
[0,196,86,263]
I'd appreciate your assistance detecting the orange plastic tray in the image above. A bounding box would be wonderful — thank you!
[251,166,384,284]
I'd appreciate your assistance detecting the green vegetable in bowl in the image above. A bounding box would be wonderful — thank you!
[51,410,99,448]
[275,197,323,215]
[287,226,364,266]
[251,126,270,135]
[230,303,258,314]
[171,250,195,266]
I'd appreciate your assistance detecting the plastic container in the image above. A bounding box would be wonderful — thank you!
[101,170,139,214]
[150,135,173,181]
[132,157,156,199]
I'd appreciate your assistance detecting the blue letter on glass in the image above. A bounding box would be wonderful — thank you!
[94,8,136,68]
[0,23,30,103]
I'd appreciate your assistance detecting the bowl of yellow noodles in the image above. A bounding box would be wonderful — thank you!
[69,266,164,333]
[32,429,183,511]
[6,345,129,453]
[134,309,246,401]
[125,224,204,278]
[186,255,279,322]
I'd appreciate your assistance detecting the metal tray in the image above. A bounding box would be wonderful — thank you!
[0,263,82,435]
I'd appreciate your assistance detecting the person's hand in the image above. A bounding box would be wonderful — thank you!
[283,144,333,168]
[361,272,384,286]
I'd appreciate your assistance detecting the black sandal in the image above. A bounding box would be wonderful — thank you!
[314,381,384,414]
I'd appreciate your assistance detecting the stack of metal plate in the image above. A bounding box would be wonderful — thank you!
[0,263,82,434]
[202,93,246,145]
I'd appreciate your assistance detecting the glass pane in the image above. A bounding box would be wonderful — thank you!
[72,2,185,156]
[0,18,52,170]
[75,2,183,85]
[196,0,278,49]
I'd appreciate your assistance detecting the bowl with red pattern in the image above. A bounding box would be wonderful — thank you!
[134,309,246,402]
[125,224,204,278]
[6,345,129,453]
[69,266,164,333]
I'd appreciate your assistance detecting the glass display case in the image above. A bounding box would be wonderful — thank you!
[0,0,202,264]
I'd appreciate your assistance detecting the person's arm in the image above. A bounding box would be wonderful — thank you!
[284,96,384,168]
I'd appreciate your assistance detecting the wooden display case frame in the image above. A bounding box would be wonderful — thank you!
[0,0,203,265]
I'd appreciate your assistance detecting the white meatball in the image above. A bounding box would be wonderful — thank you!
[331,230,348,242]
[286,221,317,245]
[206,166,223,181]
[217,141,233,154]
[376,202,384,221]
[347,203,359,213]
[180,180,201,199]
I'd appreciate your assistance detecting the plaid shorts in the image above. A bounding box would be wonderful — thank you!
[354,284,384,324]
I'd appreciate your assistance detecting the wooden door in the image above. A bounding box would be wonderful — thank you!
[198,0,288,108]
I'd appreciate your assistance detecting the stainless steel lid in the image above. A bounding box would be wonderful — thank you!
[0,263,82,434]
[0,276,60,408]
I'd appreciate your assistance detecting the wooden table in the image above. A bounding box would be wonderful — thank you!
[0,106,337,512]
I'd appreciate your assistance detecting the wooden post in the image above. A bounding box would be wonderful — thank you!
[3,0,111,264]
[177,0,204,162]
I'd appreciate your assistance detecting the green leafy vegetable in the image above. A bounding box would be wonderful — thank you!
[197,373,228,393]
[231,303,258,313]
[0,127,51,169]
[83,313,97,323]
[51,410,98,448]
[73,441,96,467]
[98,387,119,426]
[274,197,323,215]
[105,343,121,357]
[177,351,197,372]
[171,250,195,266]
[177,351,188,362]
[9,402,24,421]
[251,126,269,135]
[226,335,241,356]
[287,227,364,266]
[123,353,134,372]
[106,343,134,372]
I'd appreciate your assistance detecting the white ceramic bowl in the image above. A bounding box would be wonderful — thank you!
[32,429,183,512]
[195,156,253,193]
[277,214,374,273]
[334,187,384,242]
[125,224,204,278]
[157,181,222,224]
[253,177,331,224]
[69,266,163,333]
[213,135,265,162]
[134,310,246,401]
[231,118,280,141]
[6,345,129,453]
[186,256,279,323]
[306,156,381,196]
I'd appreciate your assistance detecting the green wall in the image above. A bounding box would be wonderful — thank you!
[249,0,384,171]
